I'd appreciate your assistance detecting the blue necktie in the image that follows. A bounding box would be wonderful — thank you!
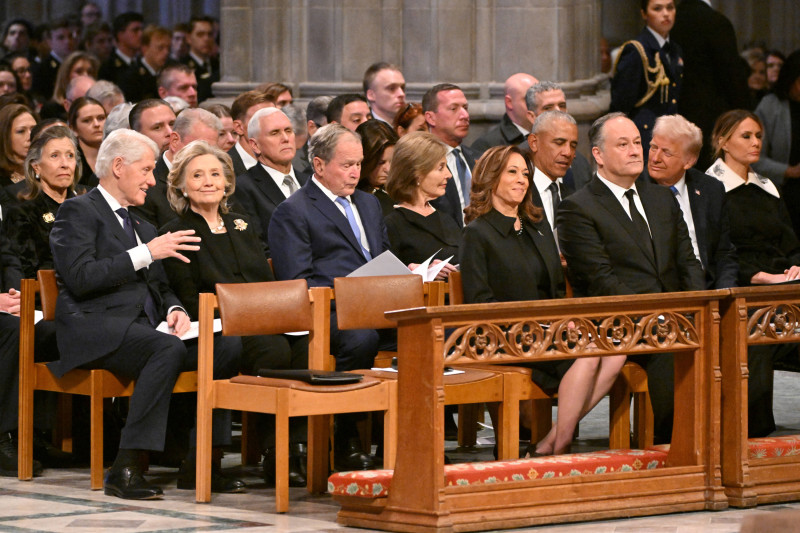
[669,185,678,196]
[335,197,371,260]
[116,208,159,326]
[453,147,471,205]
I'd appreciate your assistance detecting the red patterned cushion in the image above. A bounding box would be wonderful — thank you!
[747,435,800,459]
[328,449,668,498]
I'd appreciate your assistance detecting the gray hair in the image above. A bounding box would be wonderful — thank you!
[174,107,222,141]
[65,75,95,102]
[86,80,124,109]
[652,114,703,158]
[525,81,563,112]
[588,111,627,150]
[532,110,577,135]
[247,107,285,139]
[23,125,81,200]
[308,123,361,166]
[306,95,333,127]
[281,103,307,136]
[167,140,235,215]
[103,102,134,139]
[164,95,189,114]
[95,128,159,179]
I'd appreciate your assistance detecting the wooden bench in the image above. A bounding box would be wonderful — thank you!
[332,290,727,531]
[720,284,800,507]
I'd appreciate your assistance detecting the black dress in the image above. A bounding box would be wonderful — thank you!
[4,190,77,287]
[384,206,461,267]
[76,145,99,188]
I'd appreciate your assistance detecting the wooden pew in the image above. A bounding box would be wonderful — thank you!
[333,290,727,531]
[720,284,800,507]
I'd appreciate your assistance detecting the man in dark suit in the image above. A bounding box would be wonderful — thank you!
[471,73,538,154]
[423,83,479,228]
[268,124,390,470]
[557,112,705,444]
[363,62,406,126]
[233,108,308,249]
[293,96,332,176]
[98,12,143,87]
[519,81,592,191]
[644,114,738,290]
[178,16,219,104]
[118,25,171,103]
[671,0,750,170]
[31,19,76,101]
[49,129,242,499]
[131,106,221,228]
[228,90,276,177]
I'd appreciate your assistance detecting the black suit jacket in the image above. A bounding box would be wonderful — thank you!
[131,155,178,229]
[160,210,272,318]
[268,179,389,288]
[31,53,60,101]
[640,168,738,289]
[179,54,219,104]
[228,144,249,178]
[530,175,575,230]
[471,114,526,155]
[49,188,183,375]
[117,58,159,103]
[231,163,308,249]
[557,176,704,296]
[460,209,564,303]
[431,144,479,228]
[98,49,133,86]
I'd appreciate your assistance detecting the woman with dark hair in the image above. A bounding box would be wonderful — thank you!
[5,52,34,95]
[160,140,308,488]
[384,131,459,278]
[392,102,427,137]
[355,119,398,216]
[0,104,37,199]
[4,126,82,286]
[68,96,105,187]
[610,0,681,156]
[754,49,800,236]
[0,63,20,97]
[766,49,785,90]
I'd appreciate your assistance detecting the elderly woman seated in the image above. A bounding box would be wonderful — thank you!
[160,140,309,487]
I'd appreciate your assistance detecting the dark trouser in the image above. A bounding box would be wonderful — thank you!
[628,353,674,445]
[747,343,798,438]
[240,334,309,447]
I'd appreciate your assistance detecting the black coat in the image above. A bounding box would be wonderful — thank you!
[471,113,526,155]
[384,207,461,267]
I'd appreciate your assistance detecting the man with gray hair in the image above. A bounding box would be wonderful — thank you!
[86,80,125,114]
[132,107,221,227]
[103,102,134,139]
[268,123,390,472]
[49,129,243,499]
[294,95,332,175]
[41,74,95,119]
[520,81,592,190]
[471,72,538,154]
[233,107,308,247]
[557,112,704,445]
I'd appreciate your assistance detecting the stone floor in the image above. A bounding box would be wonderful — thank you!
[2,371,800,532]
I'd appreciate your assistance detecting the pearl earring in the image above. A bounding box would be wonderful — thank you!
[182,191,188,198]
[35,173,40,180]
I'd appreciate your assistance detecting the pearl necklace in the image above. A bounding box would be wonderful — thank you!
[209,216,225,233]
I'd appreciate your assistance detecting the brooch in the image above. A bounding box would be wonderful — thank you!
[233,219,247,231]
[42,212,55,223]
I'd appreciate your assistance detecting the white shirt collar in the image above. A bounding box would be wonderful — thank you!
[312,175,349,203]
[115,48,134,65]
[596,172,639,202]
[646,26,669,48]
[189,50,207,67]
[512,120,530,137]
[163,152,173,171]
[533,166,560,195]
[706,158,780,198]
[141,58,158,76]
[97,183,123,212]
[672,175,688,196]
[235,141,258,170]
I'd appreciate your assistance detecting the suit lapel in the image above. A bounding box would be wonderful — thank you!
[637,182,664,270]
[685,172,709,268]
[307,181,365,257]
[352,191,381,257]
[251,164,288,207]
[591,178,656,268]
[523,221,562,298]
[89,189,133,250]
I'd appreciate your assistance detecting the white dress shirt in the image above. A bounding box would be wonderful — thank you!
[235,141,258,171]
[669,176,701,262]
[533,166,561,231]
[596,173,651,234]
[262,164,300,198]
[445,145,472,215]
[96,184,152,271]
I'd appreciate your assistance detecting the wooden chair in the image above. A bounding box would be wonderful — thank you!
[195,280,397,512]
[447,270,653,450]
[18,270,197,489]
[332,274,515,458]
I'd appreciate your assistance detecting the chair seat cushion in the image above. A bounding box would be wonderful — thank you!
[651,436,800,460]
[328,448,669,498]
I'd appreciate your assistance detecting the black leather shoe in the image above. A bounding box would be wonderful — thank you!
[262,444,307,488]
[0,432,43,477]
[32,431,74,468]
[334,438,374,472]
[176,459,247,493]
[104,466,163,500]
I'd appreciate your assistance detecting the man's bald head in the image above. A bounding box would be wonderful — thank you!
[504,73,538,130]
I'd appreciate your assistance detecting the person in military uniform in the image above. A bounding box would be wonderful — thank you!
[178,16,218,104]
[98,12,143,87]
[118,26,172,103]
[610,0,682,158]
[31,19,76,102]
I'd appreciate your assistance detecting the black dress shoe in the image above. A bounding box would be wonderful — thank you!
[32,431,74,468]
[176,459,247,493]
[334,438,374,472]
[0,432,43,477]
[262,444,307,487]
[104,466,163,500]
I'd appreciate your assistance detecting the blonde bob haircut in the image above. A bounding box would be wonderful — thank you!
[166,140,236,215]
[385,131,447,204]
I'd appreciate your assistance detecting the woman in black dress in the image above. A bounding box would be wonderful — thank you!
[0,103,37,203]
[355,119,397,216]
[68,96,105,188]
[5,125,82,287]
[385,131,460,279]
[161,140,308,487]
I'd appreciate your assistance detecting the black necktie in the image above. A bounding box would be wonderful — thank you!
[116,208,159,326]
[624,189,654,256]
[548,181,561,217]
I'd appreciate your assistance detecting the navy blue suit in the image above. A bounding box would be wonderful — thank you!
[431,144,480,229]
[269,179,390,370]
